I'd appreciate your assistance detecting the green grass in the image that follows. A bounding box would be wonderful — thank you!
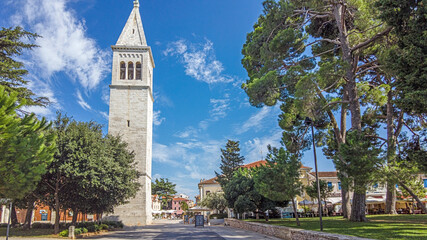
[0,227,57,238]
[245,215,427,240]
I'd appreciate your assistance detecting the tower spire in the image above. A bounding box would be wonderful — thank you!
[134,0,139,8]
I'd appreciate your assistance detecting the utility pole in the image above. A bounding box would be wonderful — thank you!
[305,117,323,231]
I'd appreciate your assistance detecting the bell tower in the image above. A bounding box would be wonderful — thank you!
[107,0,154,226]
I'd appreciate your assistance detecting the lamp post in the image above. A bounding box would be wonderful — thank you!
[305,117,323,231]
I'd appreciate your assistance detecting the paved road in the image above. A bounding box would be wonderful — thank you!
[5,219,280,240]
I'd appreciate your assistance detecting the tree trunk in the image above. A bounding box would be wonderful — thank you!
[23,202,35,229]
[385,90,398,214]
[71,207,78,225]
[11,205,18,225]
[54,174,61,234]
[341,179,352,219]
[350,192,367,222]
[399,181,427,214]
[386,185,397,214]
[291,198,300,226]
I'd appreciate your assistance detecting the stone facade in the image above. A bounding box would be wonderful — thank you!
[224,218,372,240]
[107,0,154,226]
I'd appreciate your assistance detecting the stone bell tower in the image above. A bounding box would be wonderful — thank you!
[107,0,154,226]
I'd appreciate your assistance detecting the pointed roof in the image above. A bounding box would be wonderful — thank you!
[116,0,147,46]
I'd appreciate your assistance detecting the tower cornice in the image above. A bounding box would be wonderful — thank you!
[111,45,155,68]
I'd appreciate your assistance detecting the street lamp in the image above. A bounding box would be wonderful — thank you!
[305,117,323,231]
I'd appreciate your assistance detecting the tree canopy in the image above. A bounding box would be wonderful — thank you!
[0,86,55,200]
[215,140,245,187]
[0,27,48,106]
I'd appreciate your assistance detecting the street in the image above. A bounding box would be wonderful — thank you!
[6,220,280,240]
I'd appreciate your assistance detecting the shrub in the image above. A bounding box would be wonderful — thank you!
[59,229,68,237]
[99,224,109,230]
[87,224,100,232]
[102,221,124,229]
[0,223,8,228]
[82,227,88,233]
[209,213,228,219]
[74,228,83,235]
[32,223,53,229]
[76,222,96,229]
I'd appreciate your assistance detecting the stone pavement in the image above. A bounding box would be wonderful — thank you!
[4,219,281,240]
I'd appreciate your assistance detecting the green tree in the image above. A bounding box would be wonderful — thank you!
[215,140,245,187]
[254,146,302,226]
[180,201,189,215]
[152,178,177,209]
[241,0,395,221]
[200,192,227,213]
[40,113,140,233]
[305,180,333,216]
[0,86,55,200]
[0,27,48,106]
[223,168,276,219]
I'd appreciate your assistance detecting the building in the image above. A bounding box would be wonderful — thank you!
[171,197,192,217]
[106,0,154,226]
[152,195,162,212]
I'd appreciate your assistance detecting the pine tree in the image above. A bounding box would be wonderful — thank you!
[215,140,245,187]
[0,27,48,106]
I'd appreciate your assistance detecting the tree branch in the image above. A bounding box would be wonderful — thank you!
[366,135,387,142]
[351,27,393,52]
[322,100,350,110]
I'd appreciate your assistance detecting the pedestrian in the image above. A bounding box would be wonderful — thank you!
[265,210,269,222]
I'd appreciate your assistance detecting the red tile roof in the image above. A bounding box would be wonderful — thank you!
[172,197,189,201]
[310,171,338,178]
[199,160,312,186]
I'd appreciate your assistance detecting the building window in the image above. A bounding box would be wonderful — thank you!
[120,62,126,79]
[424,179,427,188]
[338,182,341,190]
[128,62,134,80]
[373,183,379,188]
[136,62,142,79]
[327,182,332,189]
[396,184,399,189]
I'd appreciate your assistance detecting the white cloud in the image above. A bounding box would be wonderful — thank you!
[209,98,230,121]
[153,110,165,126]
[76,90,91,111]
[99,111,108,120]
[12,0,110,90]
[236,105,280,135]
[243,131,283,163]
[21,74,61,119]
[164,39,233,84]
[102,86,110,105]
[174,127,199,139]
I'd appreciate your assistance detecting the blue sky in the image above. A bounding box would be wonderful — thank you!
[1,0,336,199]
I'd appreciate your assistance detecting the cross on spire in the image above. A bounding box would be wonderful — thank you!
[134,0,139,8]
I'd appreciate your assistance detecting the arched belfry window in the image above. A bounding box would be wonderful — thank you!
[120,62,126,80]
[136,62,142,80]
[128,62,134,80]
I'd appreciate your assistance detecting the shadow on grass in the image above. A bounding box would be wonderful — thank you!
[245,215,427,240]
[0,227,56,238]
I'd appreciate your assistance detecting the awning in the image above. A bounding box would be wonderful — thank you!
[188,206,211,212]
[327,197,342,204]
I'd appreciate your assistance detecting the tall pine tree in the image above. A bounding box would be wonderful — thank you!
[215,140,245,187]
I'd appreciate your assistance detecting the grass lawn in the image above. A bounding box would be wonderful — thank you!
[245,214,427,240]
[0,227,58,238]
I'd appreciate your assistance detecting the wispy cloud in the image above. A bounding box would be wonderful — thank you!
[99,111,108,120]
[163,39,233,84]
[76,91,92,111]
[209,98,230,121]
[236,105,280,135]
[153,110,165,126]
[243,131,283,163]
[11,0,110,90]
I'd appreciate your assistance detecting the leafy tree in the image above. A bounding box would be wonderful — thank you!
[152,178,177,209]
[0,86,55,200]
[200,192,227,213]
[223,168,276,219]
[0,27,48,106]
[254,146,302,226]
[215,140,245,187]
[305,180,333,216]
[180,201,189,213]
[40,113,140,233]
[241,0,395,221]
